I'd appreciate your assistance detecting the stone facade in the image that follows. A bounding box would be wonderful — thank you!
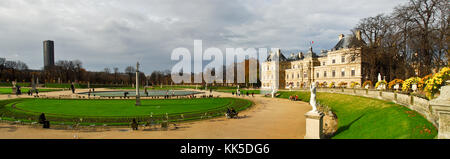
[261,33,365,89]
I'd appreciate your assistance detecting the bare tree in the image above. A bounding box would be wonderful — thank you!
[125,66,135,84]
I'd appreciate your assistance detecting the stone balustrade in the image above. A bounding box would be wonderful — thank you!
[290,82,450,139]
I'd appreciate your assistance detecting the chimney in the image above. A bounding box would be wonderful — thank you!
[276,49,281,56]
[355,30,362,41]
[339,34,345,41]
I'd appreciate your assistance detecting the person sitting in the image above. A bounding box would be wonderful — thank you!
[231,108,238,118]
[295,95,299,101]
[39,113,46,124]
[226,108,232,118]
[131,118,139,130]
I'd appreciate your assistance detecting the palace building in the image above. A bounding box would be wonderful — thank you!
[261,31,366,89]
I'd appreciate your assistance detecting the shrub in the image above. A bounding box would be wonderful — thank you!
[318,82,325,87]
[350,82,360,88]
[338,82,347,88]
[424,67,450,99]
[388,79,404,89]
[362,80,372,89]
[375,80,387,89]
[402,77,422,92]
[328,82,335,88]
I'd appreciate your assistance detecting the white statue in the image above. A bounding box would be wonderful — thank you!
[378,73,381,82]
[271,85,276,98]
[310,82,317,112]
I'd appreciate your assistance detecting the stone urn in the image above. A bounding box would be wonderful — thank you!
[394,84,400,91]
[412,83,418,92]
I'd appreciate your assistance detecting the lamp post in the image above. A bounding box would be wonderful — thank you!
[135,62,141,106]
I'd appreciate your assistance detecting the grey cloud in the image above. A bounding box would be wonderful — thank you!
[0,0,406,74]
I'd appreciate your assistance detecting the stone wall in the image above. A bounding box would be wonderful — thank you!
[303,88,438,127]
[299,86,450,139]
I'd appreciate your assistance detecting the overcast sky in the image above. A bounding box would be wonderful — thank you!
[0,0,407,74]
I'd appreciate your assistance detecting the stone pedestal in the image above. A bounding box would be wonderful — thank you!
[11,87,17,95]
[430,80,450,139]
[304,111,324,139]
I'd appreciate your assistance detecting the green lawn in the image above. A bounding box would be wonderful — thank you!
[12,98,237,116]
[0,98,252,125]
[278,91,437,139]
[0,87,61,94]
[109,85,198,90]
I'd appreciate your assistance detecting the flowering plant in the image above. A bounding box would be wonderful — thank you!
[338,82,348,88]
[402,77,422,92]
[424,67,450,99]
[328,82,335,88]
[350,82,360,88]
[388,79,404,89]
[375,80,387,89]
[362,80,372,89]
[318,82,325,87]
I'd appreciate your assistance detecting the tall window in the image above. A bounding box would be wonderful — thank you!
[351,68,355,76]
[332,70,336,77]
[304,72,307,78]
[316,72,319,78]
[324,71,327,77]
[341,68,345,77]
[332,59,336,64]
[341,56,345,63]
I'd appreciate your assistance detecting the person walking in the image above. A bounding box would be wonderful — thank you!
[70,83,75,94]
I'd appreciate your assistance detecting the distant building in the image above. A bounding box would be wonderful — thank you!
[261,31,366,89]
[43,40,54,68]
